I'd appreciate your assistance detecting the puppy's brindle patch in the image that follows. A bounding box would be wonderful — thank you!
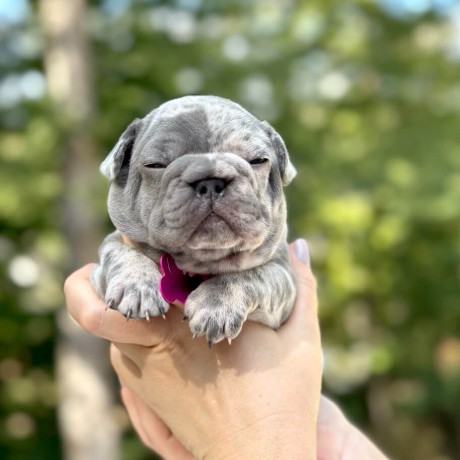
[92,95,297,345]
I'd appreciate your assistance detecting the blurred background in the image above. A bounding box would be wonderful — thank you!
[0,0,459,459]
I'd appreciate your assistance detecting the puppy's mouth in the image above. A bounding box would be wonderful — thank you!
[187,211,238,250]
[200,212,228,229]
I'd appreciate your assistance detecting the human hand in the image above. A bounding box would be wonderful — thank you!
[64,240,321,459]
[64,240,388,459]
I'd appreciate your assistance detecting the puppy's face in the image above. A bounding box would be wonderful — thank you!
[101,96,295,273]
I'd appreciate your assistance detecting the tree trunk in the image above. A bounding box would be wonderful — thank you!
[39,1,120,459]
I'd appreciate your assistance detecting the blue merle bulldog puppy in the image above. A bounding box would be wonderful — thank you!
[91,95,297,346]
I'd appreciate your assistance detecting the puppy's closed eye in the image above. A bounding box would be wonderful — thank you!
[249,158,269,165]
[144,163,166,169]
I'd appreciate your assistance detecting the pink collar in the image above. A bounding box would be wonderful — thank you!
[159,253,211,304]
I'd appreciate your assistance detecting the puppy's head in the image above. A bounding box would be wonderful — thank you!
[100,95,296,273]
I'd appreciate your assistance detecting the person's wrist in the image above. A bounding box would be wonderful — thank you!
[203,414,316,460]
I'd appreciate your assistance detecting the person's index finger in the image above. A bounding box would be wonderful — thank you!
[63,265,172,346]
[63,264,100,331]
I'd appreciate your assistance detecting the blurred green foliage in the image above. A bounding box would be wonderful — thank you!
[1,0,459,459]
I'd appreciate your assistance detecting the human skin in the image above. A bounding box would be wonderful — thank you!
[64,240,388,460]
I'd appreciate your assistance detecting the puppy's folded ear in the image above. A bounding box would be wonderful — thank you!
[100,118,143,181]
[262,121,297,186]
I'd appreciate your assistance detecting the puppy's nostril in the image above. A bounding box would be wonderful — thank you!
[198,184,208,196]
[214,183,224,194]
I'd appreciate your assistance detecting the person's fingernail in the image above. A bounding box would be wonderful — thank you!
[294,239,310,264]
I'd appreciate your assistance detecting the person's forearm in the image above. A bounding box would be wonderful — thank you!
[317,397,389,460]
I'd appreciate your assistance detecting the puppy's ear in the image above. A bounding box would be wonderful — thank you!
[262,121,297,186]
[100,118,143,181]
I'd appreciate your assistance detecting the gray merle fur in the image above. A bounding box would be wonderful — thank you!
[91,95,297,345]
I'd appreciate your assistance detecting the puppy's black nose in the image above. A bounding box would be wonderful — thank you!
[191,178,228,198]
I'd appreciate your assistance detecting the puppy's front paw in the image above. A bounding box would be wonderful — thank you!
[185,277,253,346]
[92,260,169,320]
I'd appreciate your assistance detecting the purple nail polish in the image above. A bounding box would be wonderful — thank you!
[294,239,310,264]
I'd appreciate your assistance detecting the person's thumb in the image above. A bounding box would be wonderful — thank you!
[280,239,319,339]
